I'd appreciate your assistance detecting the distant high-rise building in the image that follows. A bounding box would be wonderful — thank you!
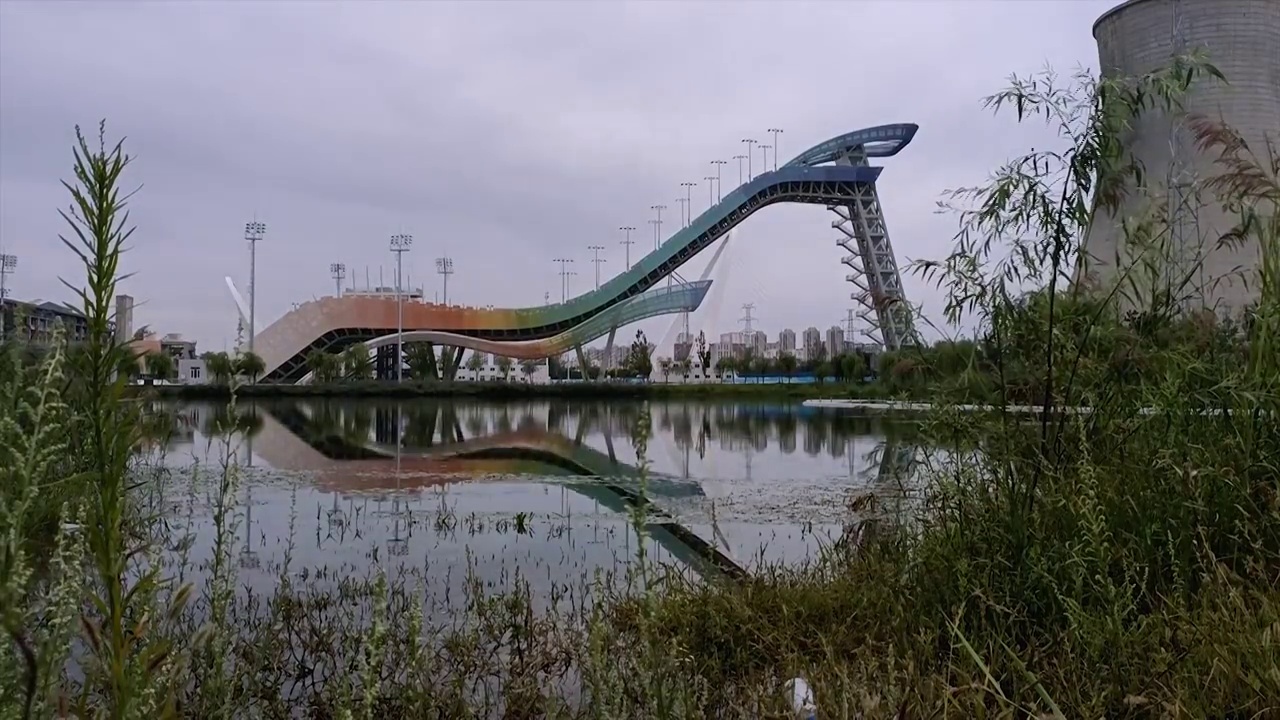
[749,330,767,355]
[778,328,796,356]
[114,294,134,344]
[719,331,747,359]
[802,327,822,360]
[826,325,845,357]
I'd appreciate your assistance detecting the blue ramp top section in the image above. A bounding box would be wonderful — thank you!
[783,123,918,168]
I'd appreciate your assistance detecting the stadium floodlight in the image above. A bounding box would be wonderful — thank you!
[389,233,413,382]
[244,222,266,355]
[435,256,454,305]
[330,262,347,298]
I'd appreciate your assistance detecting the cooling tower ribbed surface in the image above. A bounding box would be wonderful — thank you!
[1081,0,1279,315]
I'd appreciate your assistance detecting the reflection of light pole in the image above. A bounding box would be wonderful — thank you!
[329,262,346,298]
[587,245,606,289]
[650,204,666,251]
[435,256,454,305]
[389,403,408,556]
[710,160,727,202]
[244,222,266,354]
[732,154,746,186]
[741,139,757,181]
[759,144,771,175]
[390,233,413,382]
[680,181,697,225]
[618,226,635,270]
[767,127,784,170]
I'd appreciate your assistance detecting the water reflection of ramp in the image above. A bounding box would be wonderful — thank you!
[251,405,743,579]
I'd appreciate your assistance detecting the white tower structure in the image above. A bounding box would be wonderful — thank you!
[1081,0,1280,316]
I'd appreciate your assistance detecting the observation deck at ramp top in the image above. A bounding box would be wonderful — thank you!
[253,123,917,383]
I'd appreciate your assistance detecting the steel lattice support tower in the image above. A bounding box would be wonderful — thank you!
[829,148,916,350]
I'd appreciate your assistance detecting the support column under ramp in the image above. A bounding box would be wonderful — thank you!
[830,151,917,351]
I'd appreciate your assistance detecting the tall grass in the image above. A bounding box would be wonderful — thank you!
[3,51,1278,718]
[641,56,1280,716]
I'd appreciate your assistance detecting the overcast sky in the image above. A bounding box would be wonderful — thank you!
[0,0,1116,353]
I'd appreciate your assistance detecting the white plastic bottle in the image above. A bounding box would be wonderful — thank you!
[785,677,817,719]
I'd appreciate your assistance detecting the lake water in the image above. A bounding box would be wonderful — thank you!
[154,398,922,613]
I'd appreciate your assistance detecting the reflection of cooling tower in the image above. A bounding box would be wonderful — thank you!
[114,294,134,342]
[1081,0,1279,315]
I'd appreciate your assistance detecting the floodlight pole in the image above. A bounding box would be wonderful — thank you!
[767,127,784,170]
[587,245,606,289]
[650,204,666,251]
[390,233,413,382]
[553,258,574,302]
[618,226,636,270]
[435,256,454,305]
[330,262,346,298]
[244,222,266,355]
[680,181,697,224]
[741,139,757,181]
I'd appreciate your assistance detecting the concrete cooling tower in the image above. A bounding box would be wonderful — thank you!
[1081,0,1279,316]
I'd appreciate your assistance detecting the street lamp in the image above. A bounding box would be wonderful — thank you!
[553,257,574,302]
[732,154,747,186]
[767,127,784,170]
[675,197,688,230]
[564,270,577,300]
[587,245,606,290]
[710,159,727,201]
[329,262,346,298]
[244,222,266,355]
[390,233,413,382]
[741,139,757,181]
[759,144,772,175]
[680,181,697,225]
[618,226,636,270]
[650,204,666,251]
[435,256,454,305]
[704,175,716,207]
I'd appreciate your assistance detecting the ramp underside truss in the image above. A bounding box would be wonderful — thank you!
[831,151,917,350]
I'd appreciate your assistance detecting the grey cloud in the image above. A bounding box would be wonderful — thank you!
[1,0,1115,351]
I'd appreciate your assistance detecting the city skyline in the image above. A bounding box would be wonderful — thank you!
[0,1,1117,352]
